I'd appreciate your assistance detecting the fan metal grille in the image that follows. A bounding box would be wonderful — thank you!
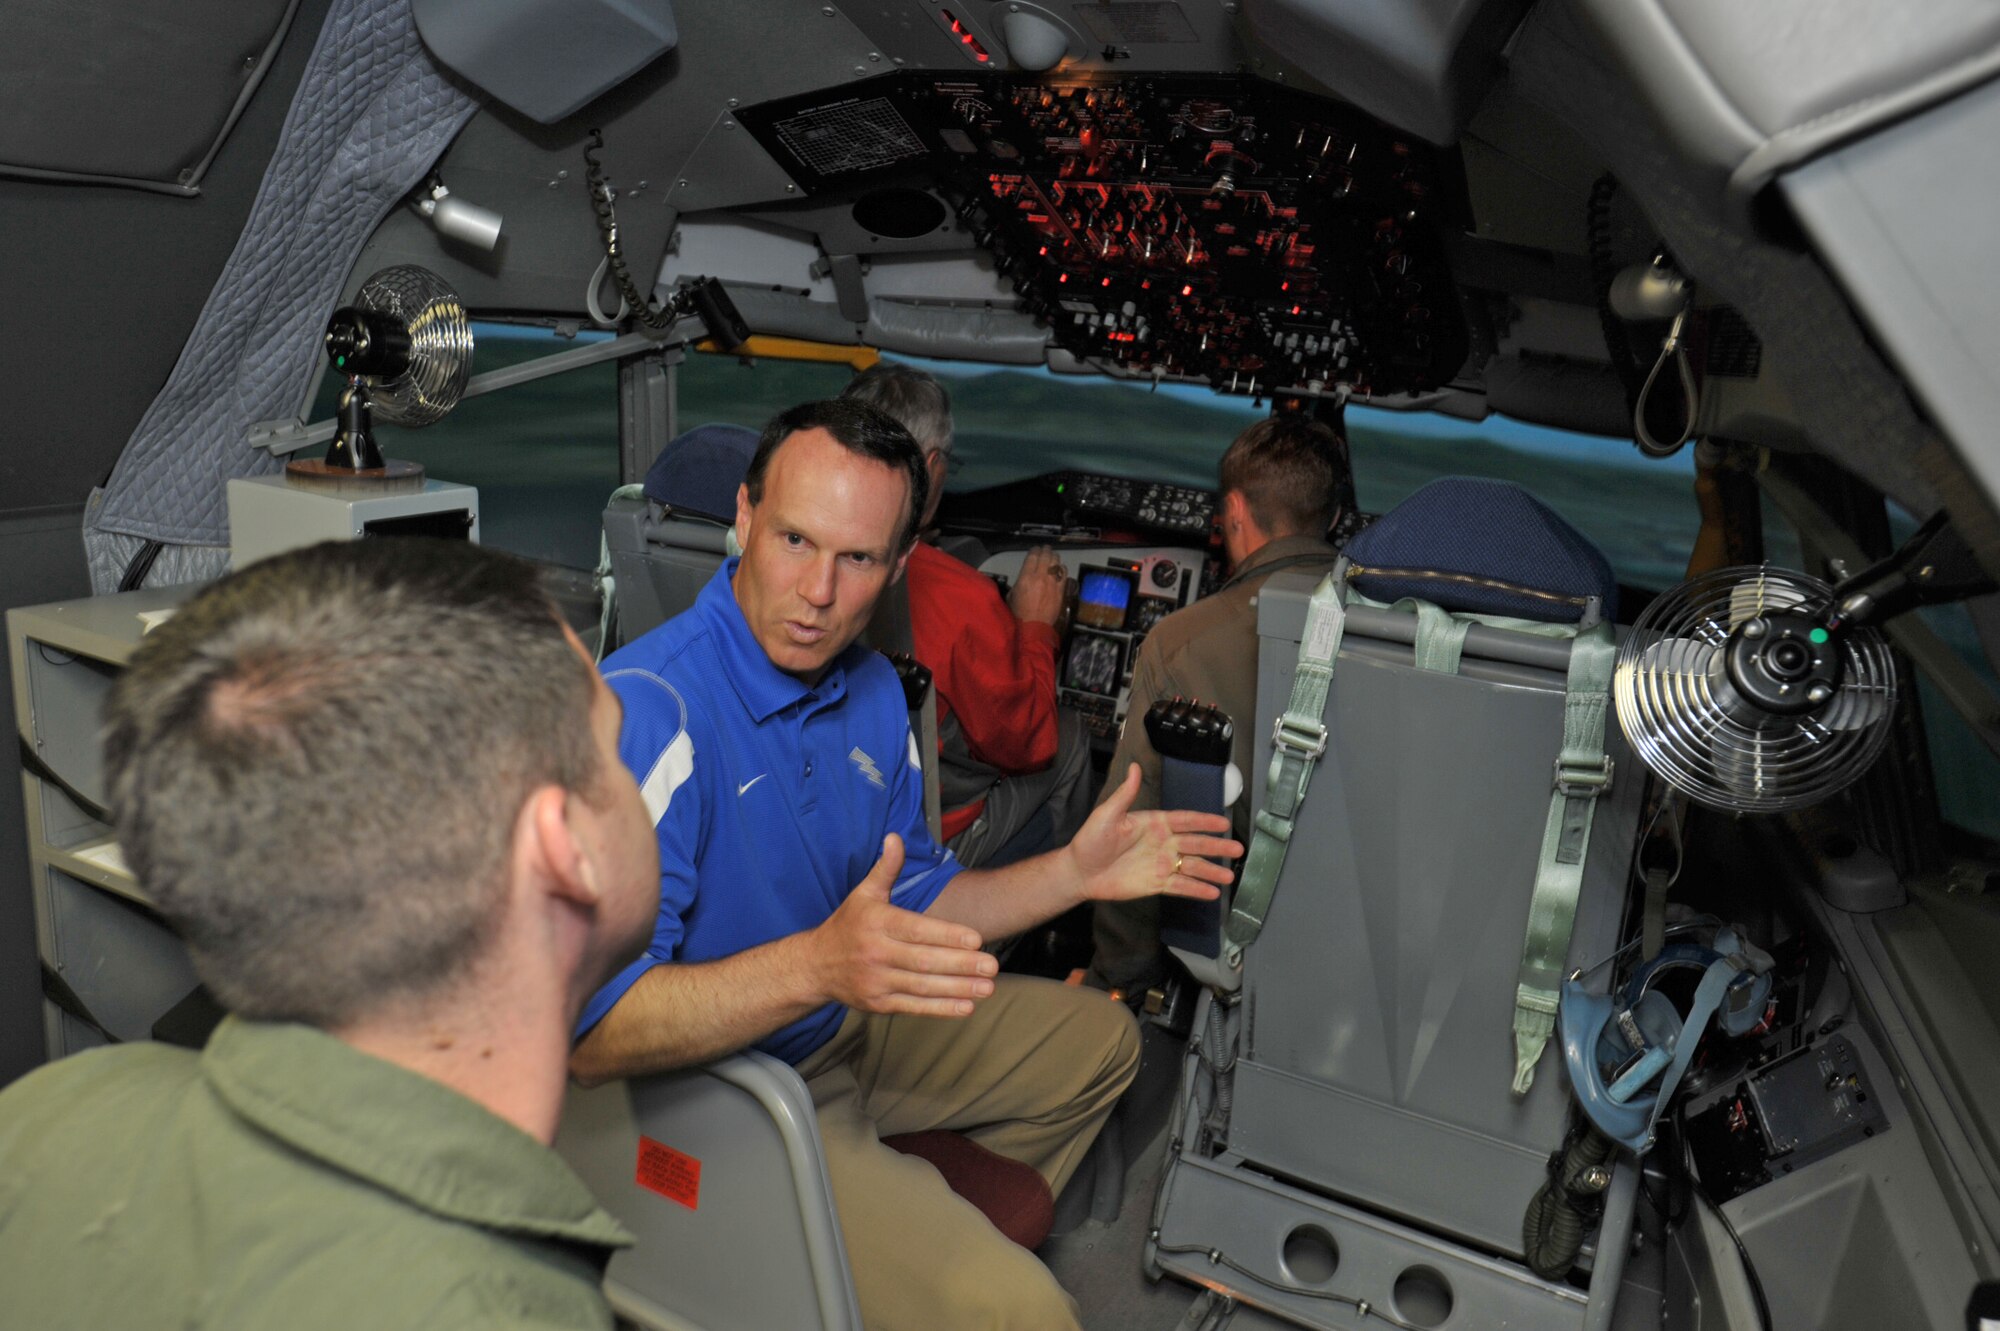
[353,265,472,427]
[1614,566,1898,813]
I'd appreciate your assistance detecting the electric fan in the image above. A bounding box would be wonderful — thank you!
[290,265,474,486]
[1614,565,1898,813]
[1561,515,1992,1172]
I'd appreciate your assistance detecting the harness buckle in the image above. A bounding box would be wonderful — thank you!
[1271,714,1329,763]
[1554,754,1614,799]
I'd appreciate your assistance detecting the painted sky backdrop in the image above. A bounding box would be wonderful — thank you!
[347,326,1730,590]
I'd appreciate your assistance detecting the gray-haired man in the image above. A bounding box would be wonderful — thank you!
[842,362,1093,867]
[0,539,661,1330]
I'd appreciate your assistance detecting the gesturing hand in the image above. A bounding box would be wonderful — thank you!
[1008,545,1068,627]
[1068,764,1242,904]
[808,835,999,1017]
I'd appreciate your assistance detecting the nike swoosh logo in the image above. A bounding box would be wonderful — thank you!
[737,775,768,796]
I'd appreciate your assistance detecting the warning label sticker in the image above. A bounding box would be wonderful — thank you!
[636,1135,702,1210]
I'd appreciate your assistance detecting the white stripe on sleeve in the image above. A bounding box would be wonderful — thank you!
[890,852,960,906]
[639,728,695,825]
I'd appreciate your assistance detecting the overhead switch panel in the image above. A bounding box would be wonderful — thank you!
[740,73,1467,398]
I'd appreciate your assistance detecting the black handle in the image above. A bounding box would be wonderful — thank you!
[1144,697,1232,767]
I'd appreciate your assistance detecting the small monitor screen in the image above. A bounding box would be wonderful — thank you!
[1075,565,1136,630]
[1131,593,1177,635]
[1062,630,1126,697]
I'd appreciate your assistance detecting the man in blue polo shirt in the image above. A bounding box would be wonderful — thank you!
[574,399,1240,1331]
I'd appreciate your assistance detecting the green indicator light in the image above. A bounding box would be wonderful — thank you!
[1057,482,1066,494]
[1809,628,1829,644]
[336,355,346,367]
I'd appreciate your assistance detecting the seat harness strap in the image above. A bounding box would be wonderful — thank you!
[1407,599,1471,675]
[1512,620,1617,1094]
[1225,570,1345,961]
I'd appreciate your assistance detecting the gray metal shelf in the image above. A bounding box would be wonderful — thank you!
[8,588,199,1056]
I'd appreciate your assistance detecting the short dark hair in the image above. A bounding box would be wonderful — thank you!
[841,362,954,457]
[102,539,600,1028]
[1218,414,1350,537]
[744,398,930,550]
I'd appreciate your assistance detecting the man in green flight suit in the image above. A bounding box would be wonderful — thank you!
[0,539,662,1330]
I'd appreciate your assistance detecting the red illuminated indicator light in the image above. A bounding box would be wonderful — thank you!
[1180,284,1193,297]
[942,10,991,60]
[1101,277,1111,287]
[1059,273,1069,283]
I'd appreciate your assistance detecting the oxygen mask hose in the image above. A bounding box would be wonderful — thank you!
[1523,1128,1616,1280]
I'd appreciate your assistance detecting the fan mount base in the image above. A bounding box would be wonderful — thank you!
[284,458,427,495]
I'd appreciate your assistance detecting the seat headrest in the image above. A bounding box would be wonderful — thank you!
[641,423,760,522]
[1345,477,1617,623]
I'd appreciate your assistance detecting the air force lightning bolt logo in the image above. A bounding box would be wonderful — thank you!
[849,746,886,789]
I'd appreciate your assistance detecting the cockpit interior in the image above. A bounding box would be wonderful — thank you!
[7,2,2000,1329]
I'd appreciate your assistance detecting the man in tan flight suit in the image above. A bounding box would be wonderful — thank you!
[1086,412,1352,995]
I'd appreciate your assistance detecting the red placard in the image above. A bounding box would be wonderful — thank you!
[636,1134,702,1210]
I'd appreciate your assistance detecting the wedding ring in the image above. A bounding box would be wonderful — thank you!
[1172,854,1185,877]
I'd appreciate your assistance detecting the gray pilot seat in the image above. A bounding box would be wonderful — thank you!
[604,421,756,647]
[556,1054,863,1331]
[1149,480,1648,1331]
[603,493,731,645]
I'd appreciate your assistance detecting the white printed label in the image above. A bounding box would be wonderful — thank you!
[1303,597,1344,663]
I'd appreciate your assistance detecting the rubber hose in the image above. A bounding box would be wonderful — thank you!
[1523,1182,1585,1280]
[1523,1130,1615,1279]
[1210,998,1232,1122]
[1203,996,1233,1137]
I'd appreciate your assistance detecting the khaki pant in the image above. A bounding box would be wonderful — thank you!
[794,975,1140,1331]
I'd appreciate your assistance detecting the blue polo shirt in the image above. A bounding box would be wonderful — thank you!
[578,559,963,1064]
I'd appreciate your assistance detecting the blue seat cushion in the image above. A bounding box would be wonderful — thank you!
[641,422,760,522]
[1345,477,1617,623]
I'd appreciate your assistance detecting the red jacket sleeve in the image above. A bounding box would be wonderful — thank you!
[907,545,1061,774]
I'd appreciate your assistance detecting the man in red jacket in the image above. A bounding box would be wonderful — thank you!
[844,363,1092,868]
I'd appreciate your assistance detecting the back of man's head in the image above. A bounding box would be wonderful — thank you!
[840,361,954,458]
[103,539,600,1029]
[1218,414,1348,539]
[744,397,930,551]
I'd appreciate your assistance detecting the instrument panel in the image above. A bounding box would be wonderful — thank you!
[737,72,1465,399]
[982,543,1205,745]
[1053,472,1215,542]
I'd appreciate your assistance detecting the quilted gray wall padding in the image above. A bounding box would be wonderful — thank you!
[84,0,477,592]
[81,509,230,602]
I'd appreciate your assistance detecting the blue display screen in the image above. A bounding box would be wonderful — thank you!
[1077,567,1134,629]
